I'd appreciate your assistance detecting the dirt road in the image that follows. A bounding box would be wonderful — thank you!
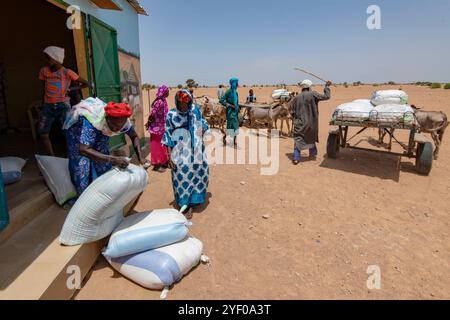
[76,85,450,300]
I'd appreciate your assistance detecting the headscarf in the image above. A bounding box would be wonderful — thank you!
[147,85,169,134]
[175,90,193,112]
[104,102,133,118]
[229,77,239,107]
[152,85,170,107]
[300,79,313,89]
[43,46,65,64]
[63,98,131,137]
[174,89,196,151]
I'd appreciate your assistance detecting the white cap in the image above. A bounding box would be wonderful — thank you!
[43,46,65,64]
[300,79,313,88]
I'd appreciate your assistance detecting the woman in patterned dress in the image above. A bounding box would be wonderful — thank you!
[162,90,210,219]
[146,85,170,172]
[65,100,147,197]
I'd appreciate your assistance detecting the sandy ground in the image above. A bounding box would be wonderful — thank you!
[75,85,450,300]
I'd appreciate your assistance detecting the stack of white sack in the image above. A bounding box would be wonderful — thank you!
[370,104,415,126]
[102,209,209,299]
[59,164,148,246]
[371,90,408,106]
[272,89,291,100]
[332,99,374,122]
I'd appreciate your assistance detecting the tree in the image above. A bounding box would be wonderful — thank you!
[186,79,198,88]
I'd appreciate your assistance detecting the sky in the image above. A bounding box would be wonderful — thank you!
[138,0,450,86]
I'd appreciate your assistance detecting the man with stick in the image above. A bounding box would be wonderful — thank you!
[290,79,332,165]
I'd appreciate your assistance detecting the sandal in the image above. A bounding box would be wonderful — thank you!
[183,207,194,220]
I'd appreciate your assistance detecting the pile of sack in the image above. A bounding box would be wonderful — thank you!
[272,89,291,101]
[57,164,208,298]
[102,209,208,299]
[332,90,415,126]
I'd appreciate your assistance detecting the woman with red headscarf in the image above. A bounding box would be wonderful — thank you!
[162,90,210,219]
[64,99,147,197]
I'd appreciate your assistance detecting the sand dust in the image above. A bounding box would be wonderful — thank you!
[75,85,450,300]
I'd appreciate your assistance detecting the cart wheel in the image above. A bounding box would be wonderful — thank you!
[416,142,433,175]
[327,133,340,159]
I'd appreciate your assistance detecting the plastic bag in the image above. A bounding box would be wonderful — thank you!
[371,90,408,106]
[332,100,374,122]
[371,104,415,126]
[0,157,27,185]
[35,155,77,206]
[59,164,148,246]
[104,237,205,291]
[103,209,192,258]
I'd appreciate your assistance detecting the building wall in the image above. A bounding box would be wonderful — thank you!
[64,0,145,138]
[64,0,140,55]
[119,50,144,138]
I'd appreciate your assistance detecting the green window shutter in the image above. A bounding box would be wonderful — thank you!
[88,15,125,151]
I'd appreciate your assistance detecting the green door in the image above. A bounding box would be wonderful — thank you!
[88,15,125,151]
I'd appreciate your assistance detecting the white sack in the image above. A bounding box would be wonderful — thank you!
[35,155,77,206]
[59,164,148,246]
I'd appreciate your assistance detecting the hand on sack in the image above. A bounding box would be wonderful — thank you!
[141,159,151,170]
[168,158,175,170]
[110,156,130,169]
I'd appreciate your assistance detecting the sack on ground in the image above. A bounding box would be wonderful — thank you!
[104,237,204,290]
[59,164,148,246]
[103,209,192,258]
[371,90,408,106]
[35,155,77,206]
[0,157,27,185]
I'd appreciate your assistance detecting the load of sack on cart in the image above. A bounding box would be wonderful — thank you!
[330,89,448,161]
[325,89,449,176]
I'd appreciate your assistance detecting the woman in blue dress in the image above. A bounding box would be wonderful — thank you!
[220,77,240,148]
[64,100,147,197]
[162,90,210,219]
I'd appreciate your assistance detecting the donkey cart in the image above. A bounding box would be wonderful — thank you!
[327,110,434,176]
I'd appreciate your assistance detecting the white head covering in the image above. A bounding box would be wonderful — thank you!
[300,79,313,89]
[43,46,65,64]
